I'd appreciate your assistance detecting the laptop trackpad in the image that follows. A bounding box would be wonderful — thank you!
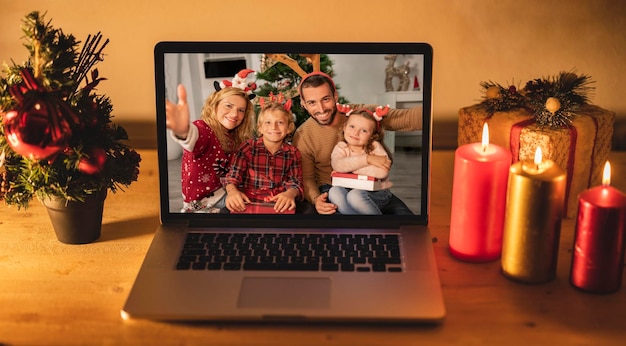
[238,277,331,309]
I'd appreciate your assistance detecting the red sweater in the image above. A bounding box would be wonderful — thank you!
[181,120,233,203]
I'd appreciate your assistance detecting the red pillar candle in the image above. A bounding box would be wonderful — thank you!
[570,161,626,293]
[450,123,512,262]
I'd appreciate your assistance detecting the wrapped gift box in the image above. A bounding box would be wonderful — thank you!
[458,104,615,217]
[331,172,383,191]
[230,202,295,214]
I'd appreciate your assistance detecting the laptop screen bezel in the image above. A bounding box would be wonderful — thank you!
[154,41,433,228]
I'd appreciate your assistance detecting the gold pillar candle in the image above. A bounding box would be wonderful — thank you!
[501,148,567,284]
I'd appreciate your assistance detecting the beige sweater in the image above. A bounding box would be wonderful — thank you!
[293,104,422,202]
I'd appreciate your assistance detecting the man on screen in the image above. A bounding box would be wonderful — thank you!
[293,72,422,215]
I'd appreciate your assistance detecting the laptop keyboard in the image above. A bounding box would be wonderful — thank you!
[176,232,403,273]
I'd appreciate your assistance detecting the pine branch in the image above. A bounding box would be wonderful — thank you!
[524,70,595,128]
[479,81,527,115]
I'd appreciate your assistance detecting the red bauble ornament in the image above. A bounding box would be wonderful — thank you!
[78,147,107,175]
[3,69,78,160]
[3,107,68,160]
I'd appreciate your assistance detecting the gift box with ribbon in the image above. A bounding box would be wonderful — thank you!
[331,172,384,191]
[458,72,615,217]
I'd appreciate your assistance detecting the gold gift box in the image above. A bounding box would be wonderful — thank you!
[458,104,615,217]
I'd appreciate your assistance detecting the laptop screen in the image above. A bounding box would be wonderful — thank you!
[154,42,432,229]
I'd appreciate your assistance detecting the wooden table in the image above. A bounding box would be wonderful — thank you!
[1,150,625,345]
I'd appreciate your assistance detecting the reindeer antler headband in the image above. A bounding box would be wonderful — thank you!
[213,69,257,100]
[298,71,336,96]
[336,104,390,122]
[258,92,293,113]
[262,54,332,97]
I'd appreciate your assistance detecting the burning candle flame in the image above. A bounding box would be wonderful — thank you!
[481,123,489,151]
[534,147,543,166]
[602,161,611,186]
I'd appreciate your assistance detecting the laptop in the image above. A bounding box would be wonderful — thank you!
[122,42,445,323]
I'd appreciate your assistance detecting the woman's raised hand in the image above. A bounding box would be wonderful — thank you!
[165,84,191,139]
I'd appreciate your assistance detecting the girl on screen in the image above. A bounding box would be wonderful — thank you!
[328,106,394,215]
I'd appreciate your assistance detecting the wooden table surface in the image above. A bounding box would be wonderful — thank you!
[1,149,625,345]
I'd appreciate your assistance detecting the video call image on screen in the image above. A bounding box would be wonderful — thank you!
[162,51,424,216]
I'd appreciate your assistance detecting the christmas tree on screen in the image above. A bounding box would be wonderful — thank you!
[255,54,349,127]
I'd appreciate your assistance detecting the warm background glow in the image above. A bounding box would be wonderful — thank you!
[1,0,624,148]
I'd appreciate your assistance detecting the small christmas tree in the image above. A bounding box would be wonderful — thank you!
[0,11,141,209]
[255,53,349,127]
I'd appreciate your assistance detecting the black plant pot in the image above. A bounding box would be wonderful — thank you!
[42,189,107,244]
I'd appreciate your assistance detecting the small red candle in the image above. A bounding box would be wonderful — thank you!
[450,123,511,262]
[570,161,626,293]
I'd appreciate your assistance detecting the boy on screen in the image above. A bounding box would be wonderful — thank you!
[224,95,304,213]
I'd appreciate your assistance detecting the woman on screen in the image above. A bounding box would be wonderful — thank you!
[166,70,256,213]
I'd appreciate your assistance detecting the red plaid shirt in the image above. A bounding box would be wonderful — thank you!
[225,138,303,202]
